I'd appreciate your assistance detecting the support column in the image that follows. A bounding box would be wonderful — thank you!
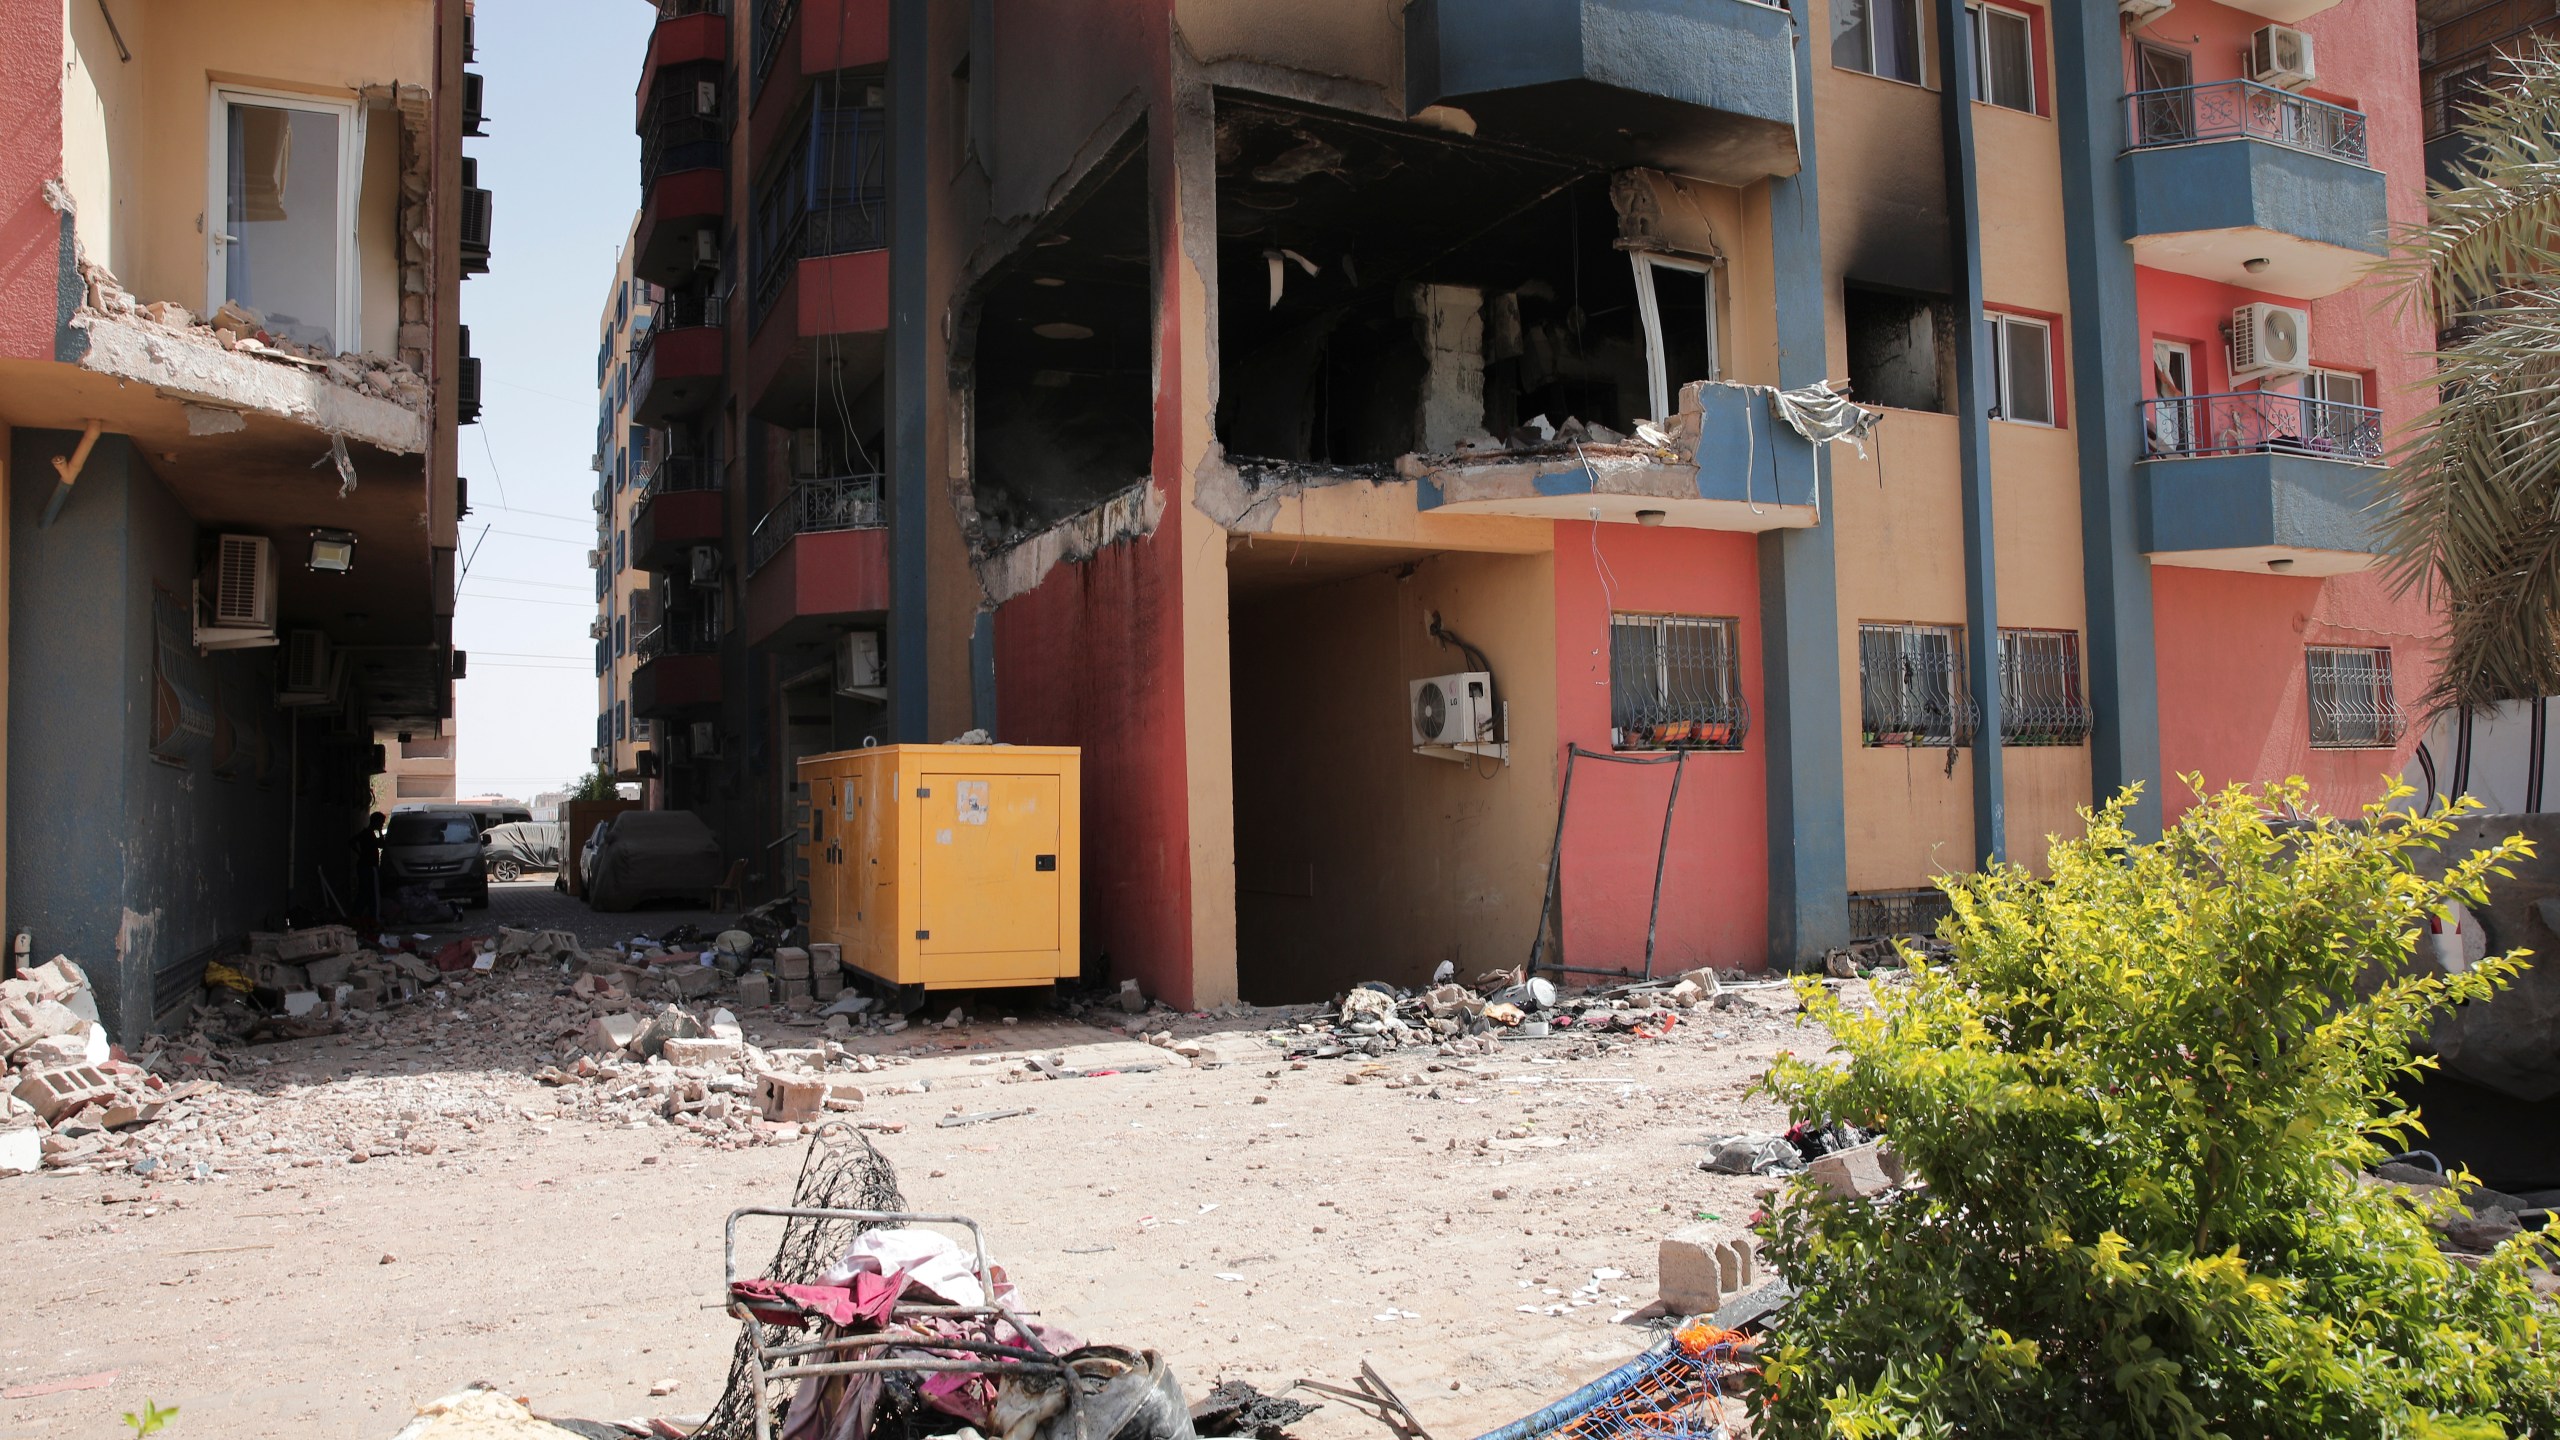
[2053,0,2163,835]
[1938,0,2005,865]
[886,0,932,741]
[1759,8,1850,970]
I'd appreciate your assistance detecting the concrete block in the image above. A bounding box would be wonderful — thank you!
[812,966,843,1001]
[283,991,324,1018]
[776,947,812,978]
[274,925,357,961]
[757,1071,826,1123]
[0,1126,38,1175]
[586,1013,643,1054]
[665,966,724,1000]
[1659,1224,1733,1315]
[810,943,842,972]
[1808,1141,1899,1200]
[661,1037,744,1066]
[736,973,771,1008]
[99,1097,165,1129]
[821,1077,866,1108]
[302,955,354,989]
[13,1065,114,1123]
[706,1008,743,1042]
[634,1006,703,1058]
[12,1034,91,1069]
[780,977,812,1003]
[253,958,309,992]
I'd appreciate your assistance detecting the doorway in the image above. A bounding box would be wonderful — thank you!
[2150,340,2194,456]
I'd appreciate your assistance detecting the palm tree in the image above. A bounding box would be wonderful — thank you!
[2385,42,2560,713]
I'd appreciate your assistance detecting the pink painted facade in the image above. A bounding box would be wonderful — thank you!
[0,0,65,365]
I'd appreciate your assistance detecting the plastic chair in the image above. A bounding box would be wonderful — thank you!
[711,858,747,911]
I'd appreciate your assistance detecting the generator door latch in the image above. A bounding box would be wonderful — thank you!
[915,929,931,940]
[1034,854,1057,872]
[916,787,931,798]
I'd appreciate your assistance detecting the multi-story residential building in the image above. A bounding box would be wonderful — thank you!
[0,0,480,1037]
[595,220,658,787]
[2416,0,2556,179]
[375,722,461,808]
[619,0,2430,1011]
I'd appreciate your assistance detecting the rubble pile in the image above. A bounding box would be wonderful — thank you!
[2366,1158,2560,1280]
[77,262,432,409]
[0,957,203,1177]
[1264,969,1734,1060]
[1816,934,1954,977]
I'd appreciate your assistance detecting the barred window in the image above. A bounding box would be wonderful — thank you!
[2307,646,2403,749]
[1610,614,1749,751]
[1860,622,1976,746]
[1998,628,2090,746]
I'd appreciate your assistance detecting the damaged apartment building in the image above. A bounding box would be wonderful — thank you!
[611,0,2433,1010]
[0,0,478,1038]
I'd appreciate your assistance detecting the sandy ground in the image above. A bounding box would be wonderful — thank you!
[0,887,1830,1440]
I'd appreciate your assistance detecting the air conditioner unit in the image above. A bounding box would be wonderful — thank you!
[2118,0,2172,20]
[588,616,609,640]
[793,427,827,478]
[1410,671,1495,749]
[196,534,279,651]
[688,544,721,586]
[282,629,333,697]
[2251,24,2315,88]
[590,746,609,765]
[2231,302,2312,379]
[690,720,720,758]
[695,79,720,116]
[586,547,604,569]
[836,630,886,699]
[693,229,720,268]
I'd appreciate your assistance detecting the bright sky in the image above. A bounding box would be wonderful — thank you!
[450,0,653,801]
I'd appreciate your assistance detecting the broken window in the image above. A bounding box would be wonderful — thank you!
[1997,627,2088,745]
[2307,646,2404,749]
[1859,622,1975,747]
[1844,285,1955,414]
[1987,312,2054,426]
[212,89,360,353]
[1610,614,1748,751]
[1632,255,1718,424]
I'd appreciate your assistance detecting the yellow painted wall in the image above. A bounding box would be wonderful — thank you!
[58,0,434,351]
[1228,547,1558,1000]
[1173,0,1403,104]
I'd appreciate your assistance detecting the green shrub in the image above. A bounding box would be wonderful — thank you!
[1754,778,2560,1439]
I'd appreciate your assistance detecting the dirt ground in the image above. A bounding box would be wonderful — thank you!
[0,886,1834,1440]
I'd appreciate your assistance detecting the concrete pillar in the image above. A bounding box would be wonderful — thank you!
[1937,0,2005,866]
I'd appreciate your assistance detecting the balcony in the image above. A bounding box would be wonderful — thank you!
[748,0,887,159]
[1413,381,1821,531]
[632,457,728,571]
[460,159,492,277]
[1402,0,1799,185]
[634,9,731,287]
[744,473,889,651]
[745,102,890,417]
[2121,83,2387,299]
[630,290,727,426]
[632,619,723,717]
[2137,390,2387,575]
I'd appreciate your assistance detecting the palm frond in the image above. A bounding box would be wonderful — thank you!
[2381,42,2560,327]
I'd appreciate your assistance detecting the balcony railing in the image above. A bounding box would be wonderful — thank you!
[634,617,721,664]
[750,102,887,327]
[637,454,726,501]
[656,0,726,17]
[2127,81,2368,164]
[640,76,728,183]
[630,289,725,375]
[2140,390,2383,464]
[748,472,883,574]
[752,0,799,90]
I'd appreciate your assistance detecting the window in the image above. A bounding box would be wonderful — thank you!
[2302,369,2370,454]
[1987,312,2054,426]
[2307,646,2404,749]
[1845,286,1954,414]
[1965,4,2035,112]
[1610,614,1749,751]
[1860,623,1976,746]
[2132,45,2194,147]
[208,88,363,354]
[614,530,626,573]
[1833,0,1924,83]
[614,615,627,657]
[385,814,477,846]
[1997,628,2089,745]
[615,701,629,742]
[1631,255,1719,423]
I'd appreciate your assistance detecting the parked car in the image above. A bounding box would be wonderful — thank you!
[583,810,725,912]
[579,817,612,888]
[381,807,488,909]
[480,821,562,882]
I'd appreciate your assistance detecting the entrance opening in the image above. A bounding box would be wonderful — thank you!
[1226,537,1549,1003]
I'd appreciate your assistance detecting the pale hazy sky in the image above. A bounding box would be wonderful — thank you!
[450,0,653,800]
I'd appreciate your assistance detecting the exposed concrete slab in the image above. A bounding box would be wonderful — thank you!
[71,315,430,455]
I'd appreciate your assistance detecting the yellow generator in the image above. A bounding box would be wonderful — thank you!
[797,743,1081,996]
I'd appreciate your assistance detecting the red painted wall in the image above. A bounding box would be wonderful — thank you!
[799,250,889,336]
[0,0,65,363]
[806,0,890,73]
[2143,0,2440,817]
[1550,521,1770,974]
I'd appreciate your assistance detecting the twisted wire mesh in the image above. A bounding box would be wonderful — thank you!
[694,1125,909,1440]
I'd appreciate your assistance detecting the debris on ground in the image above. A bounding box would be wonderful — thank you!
[1190,1380,1319,1439]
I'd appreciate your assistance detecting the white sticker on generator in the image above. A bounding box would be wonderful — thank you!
[956,780,990,825]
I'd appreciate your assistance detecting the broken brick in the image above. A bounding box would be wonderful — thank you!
[13,1065,114,1123]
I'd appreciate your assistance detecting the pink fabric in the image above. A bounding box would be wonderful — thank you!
[733,1270,909,1329]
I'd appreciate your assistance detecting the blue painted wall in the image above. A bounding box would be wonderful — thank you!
[2139,453,2389,556]
[2123,139,2390,254]
[10,430,296,1040]
[1407,0,1801,130]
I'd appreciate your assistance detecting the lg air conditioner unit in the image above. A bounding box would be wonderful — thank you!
[688,544,721,586]
[2251,24,2315,88]
[836,630,886,699]
[690,720,720,758]
[196,534,279,651]
[2231,302,2313,379]
[1410,671,1499,758]
[694,80,720,116]
[693,229,720,268]
[2118,0,2173,22]
[281,629,334,699]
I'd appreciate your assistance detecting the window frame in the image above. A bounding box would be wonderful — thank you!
[1987,311,2055,427]
[1833,0,1927,84]
[1965,2,2038,113]
[2306,645,2404,750]
[1630,254,1721,425]
[1609,612,1750,753]
[205,85,366,356]
[1859,621,1975,748]
[1995,626,2090,746]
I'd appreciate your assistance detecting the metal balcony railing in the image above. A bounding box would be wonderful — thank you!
[634,617,721,664]
[629,290,725,377]
[636,454,726,501]
[656,0,726,18]
[2140,390,2384,464]
[750,103,887,328]
[640,75,729,183]
[752,0,799,89]
[748,472,883,574]
[2127,81,2369,163]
